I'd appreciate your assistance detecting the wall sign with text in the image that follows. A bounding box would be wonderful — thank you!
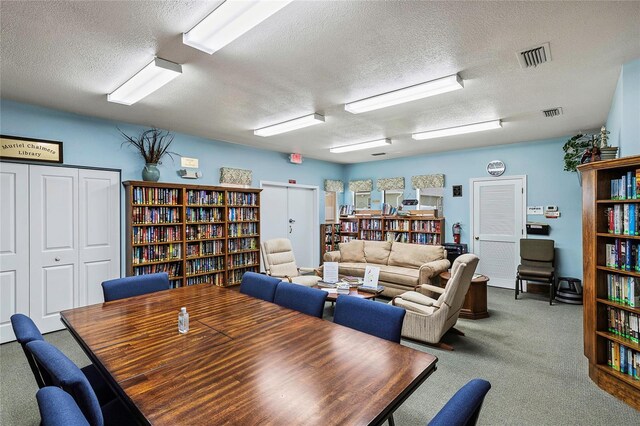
[0,135,63,163]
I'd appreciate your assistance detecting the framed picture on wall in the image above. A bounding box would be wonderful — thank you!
[0,135,63,163]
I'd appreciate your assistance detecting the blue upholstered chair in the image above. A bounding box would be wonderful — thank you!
[239,271,282,302]
[37,387,90,426]
[10,314,114,405]
[273,281,328,318]
[428,379,491,426]
[27,340,136,426]
[333,296,406,343]
[101,272,170,302]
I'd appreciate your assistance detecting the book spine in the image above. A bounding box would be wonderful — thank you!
[630,204,637,236]
[627,171,633,199]
[624,204,630,235]
[614,205,622,234]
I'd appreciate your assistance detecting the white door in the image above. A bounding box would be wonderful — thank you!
[30,166,79,333]
[78,169,120,305]
[471,176,526,289]
[0,163,30,342]
[260,182,319,269]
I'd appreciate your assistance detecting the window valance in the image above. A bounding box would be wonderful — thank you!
[377,177,405,191]
[411,174,444,189]
[220,167,252,186]
[324,179,344,193]
[349,179,373,192]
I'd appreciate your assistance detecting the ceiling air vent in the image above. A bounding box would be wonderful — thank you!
[542,107,563,118]
[371,152,386,156]
[517,42,551,68]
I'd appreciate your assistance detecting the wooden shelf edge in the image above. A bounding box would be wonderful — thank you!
[597,298,640,314]
[596,331,640,351]
[596,266,640,278]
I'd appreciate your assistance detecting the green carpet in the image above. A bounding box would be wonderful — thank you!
[1,287,639,425]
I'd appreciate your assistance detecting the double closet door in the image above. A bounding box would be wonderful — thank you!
[0,163,120,342]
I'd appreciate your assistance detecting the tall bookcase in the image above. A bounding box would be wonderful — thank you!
[579,155,640,410]
[320,223,340,263]
[338,216,444,245]
[123,181,261,288]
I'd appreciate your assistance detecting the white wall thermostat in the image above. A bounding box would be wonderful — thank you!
[486,160,506,176]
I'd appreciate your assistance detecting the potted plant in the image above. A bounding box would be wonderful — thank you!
[562,133,596,172]
[120,128,177,182]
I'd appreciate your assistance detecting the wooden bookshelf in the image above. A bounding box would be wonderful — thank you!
[337,216,444,245]
[123,181,261,288]
[579,155,640,410]
[320,223,340,263]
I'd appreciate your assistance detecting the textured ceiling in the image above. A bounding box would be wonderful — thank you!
[1,1,639,164]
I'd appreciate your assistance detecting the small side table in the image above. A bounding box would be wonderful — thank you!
[438,271,490,320]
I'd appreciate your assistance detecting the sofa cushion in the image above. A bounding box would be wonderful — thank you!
[339,240,365,263]
[364,241,392,265]
[378,265,420,287]
[388,242,445,268]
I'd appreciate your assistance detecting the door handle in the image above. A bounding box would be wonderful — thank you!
[475,237,479,240]
[289,225,292,234]
[55,257,61,262]
[289,219,295,224]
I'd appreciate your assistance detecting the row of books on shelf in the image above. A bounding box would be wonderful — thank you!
[361,230,383,240]
[360,219,383,230]
[186,240,225,258]
[133,262,181,277]
[132,225,181,244]
[228,207,258,221]
[229,266,259,284]
[186,190,224,205]
[607,306,639,343]
[228,222,258,237]
[339,205,355,215]
[228,192,258,206]
[340,222,358,233]
[605,240,639,271]
[607,341,640,380]
[185,256,225,275]
[386,232,409,243]
[227,237,258,252]
[341,236,357,243]
[412,220,441,232]
[132,207,180,224]
[611,170,639,200]
[185,224,224,240]
[186,273,225,286]
[185,207,223,223]
[382,203,398,215]
[229,252,259,268]
[606,204,638,235]
[412,234,441,245]
[132,244,182,264]
[606,273,639,307]
[385,220,410,231]
[132,187,181,205]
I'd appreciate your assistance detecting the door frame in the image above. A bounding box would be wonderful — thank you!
[469,175,527,288]
[259,181,320,267]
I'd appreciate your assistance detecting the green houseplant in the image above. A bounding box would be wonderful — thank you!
[562,133,596,172]
[120,128,177,182]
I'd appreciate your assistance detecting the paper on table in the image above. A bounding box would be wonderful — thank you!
[363,265,380,288]
[324,261,339,283]
[320,288,338,294]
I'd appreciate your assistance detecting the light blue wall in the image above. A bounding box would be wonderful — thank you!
[343,138,583,279]
[0,100,345,272]
[606,58,640,156]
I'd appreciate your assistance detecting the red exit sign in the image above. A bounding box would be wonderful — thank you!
[289,153,303,164]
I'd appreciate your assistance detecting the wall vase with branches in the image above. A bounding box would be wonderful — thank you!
[119,128,177,182]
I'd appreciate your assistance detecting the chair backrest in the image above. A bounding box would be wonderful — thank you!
[37,387,90,426]
[239,272,282,302]
[261,238,299,278]
[273,281,328,318]
[27,340,103,426]
[439,254,479,314]
[101,272,170,302]
[520,239,555,267]
[428,379,491,426]
[334,296,406,343]
[10,313,50,388]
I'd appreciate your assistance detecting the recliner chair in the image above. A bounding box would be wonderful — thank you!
[261,238,320,286]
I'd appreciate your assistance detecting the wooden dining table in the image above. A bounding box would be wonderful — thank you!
[60,284,438,425]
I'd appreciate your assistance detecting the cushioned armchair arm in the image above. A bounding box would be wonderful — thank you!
[418,259,451,284]
[298,267,317,275]
[323,251,341,262]
[418,284,446,297]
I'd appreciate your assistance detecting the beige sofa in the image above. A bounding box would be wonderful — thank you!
[322,240,450,297]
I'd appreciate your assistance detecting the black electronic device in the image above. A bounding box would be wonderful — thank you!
[401,199,418,205]
[443,243,468,265]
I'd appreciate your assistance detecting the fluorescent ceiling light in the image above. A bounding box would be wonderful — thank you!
[183,0,294,54]
[254,113,325,137]
[108,58,182,105]
[344,74,463,114]
[412,120,502,140]
[330,139,392,154]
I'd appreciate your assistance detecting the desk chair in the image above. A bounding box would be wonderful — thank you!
[240,271,282,302]
[515,239,556,305]
[37,387,90,426]
[334,296,406,343]
[10,314,114,405]
[273,281,328,318]
[101,272,170,302]
[261,238,321,286]
[27,340,136,426]
[428,379,491,426]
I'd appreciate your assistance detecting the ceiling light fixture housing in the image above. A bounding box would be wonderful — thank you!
[254,113,325,137]
[330,138,392,154]
[183,0,293,54]
[107,58,182,106]
[412,120,502,140]
[344,74,463,114]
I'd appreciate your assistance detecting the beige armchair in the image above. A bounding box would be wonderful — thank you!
[260,238,320,287]
[391,253,479,350]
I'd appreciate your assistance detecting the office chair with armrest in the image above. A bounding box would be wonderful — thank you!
[240,271,282,302]
[428,379,491,426]
[101,272,170,302]
[273,281,328,318]
[37,387,90,426]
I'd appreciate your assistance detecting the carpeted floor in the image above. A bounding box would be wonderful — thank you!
[1,287,639,425]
